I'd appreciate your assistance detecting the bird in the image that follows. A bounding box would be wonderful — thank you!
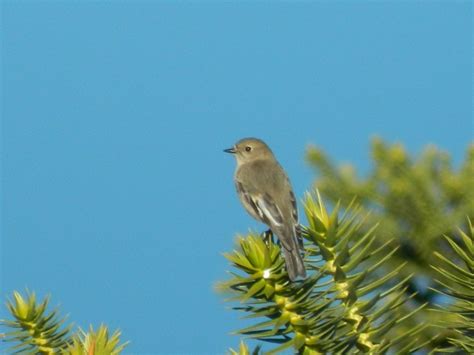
[224,137,306,281]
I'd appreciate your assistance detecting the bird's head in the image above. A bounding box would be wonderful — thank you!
[224,137,274,165]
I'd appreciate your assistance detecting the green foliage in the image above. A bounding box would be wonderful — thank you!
[1,291,71,354]
[431,219,474,353]
[228,340,261,355]
[218,192,426,353]
[306,138,473,261]
[305,138,474,347]
[65,325,128,355]
[0,291,127,355]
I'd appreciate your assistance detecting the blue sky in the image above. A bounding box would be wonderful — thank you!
[1,1,471,353]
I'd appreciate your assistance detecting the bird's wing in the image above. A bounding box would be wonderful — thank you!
[236,181,284,227]
[289,188,303,249]
[255,193,296,252]
[256,193,285,227]
[236,180,296,251]
[288,188,298,224]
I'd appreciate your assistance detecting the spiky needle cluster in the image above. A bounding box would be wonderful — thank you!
[431,218,474,353]
[0,291,128,354]
[305,139,474,348]
[1,291,71,354]
[219,191,426,353]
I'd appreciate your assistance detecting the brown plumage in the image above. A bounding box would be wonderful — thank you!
[224,138,306,281]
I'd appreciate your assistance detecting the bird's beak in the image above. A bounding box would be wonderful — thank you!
[223,146,236,154]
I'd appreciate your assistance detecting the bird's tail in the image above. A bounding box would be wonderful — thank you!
[282,246,306,281]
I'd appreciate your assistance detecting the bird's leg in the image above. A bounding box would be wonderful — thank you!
[262,229,274,246]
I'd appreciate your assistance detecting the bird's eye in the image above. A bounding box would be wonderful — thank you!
[245,146,252,152]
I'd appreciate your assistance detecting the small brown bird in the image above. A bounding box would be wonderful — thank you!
[224,138,306,281]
